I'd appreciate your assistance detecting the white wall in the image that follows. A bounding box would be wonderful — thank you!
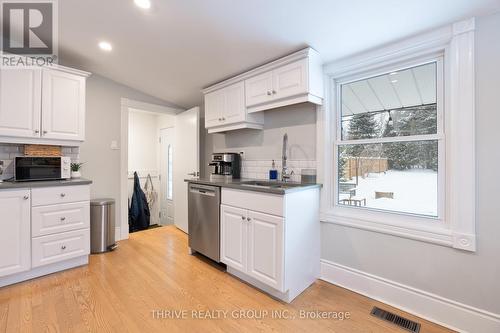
[203,103,317,180]
[77,74,180,234]
[128,111,159,175]
[321,11,500,316]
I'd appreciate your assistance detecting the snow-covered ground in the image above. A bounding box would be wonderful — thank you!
[339,169,438,216]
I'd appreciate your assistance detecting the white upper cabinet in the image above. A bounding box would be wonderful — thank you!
[41,69,86,141]
[204,81,263,133]
[0,189,31,278]
[0,66,90,145]
[0,69,42,138]
[203,48,322,133]
[245,71,274,107]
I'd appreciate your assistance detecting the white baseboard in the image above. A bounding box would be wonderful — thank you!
[320,259,500,333]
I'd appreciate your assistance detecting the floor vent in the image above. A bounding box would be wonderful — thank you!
[370,306,421,333]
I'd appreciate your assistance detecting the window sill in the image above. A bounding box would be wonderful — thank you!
[320,209,453,247]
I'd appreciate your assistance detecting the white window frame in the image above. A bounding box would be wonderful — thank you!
[318,18,476,251]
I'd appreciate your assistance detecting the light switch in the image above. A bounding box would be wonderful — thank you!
[110,140,120,150]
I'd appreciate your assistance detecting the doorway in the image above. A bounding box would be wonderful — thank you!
[119,99,200,240]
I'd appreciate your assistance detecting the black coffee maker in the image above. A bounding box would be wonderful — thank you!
[208,153,241,179]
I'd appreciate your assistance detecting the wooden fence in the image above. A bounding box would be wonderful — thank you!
[342,157,388,180]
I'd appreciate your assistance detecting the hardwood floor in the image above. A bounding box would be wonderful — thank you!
[0,226,454,332]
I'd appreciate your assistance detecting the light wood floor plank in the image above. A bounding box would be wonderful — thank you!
[0,226,454,333]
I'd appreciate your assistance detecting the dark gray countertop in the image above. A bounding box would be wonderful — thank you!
[0,178,92,190]
[185,177,321,194]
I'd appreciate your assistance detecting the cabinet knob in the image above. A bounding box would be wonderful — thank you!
[60,217,66,221]
[43,130,48,135]
[61,245,66,250]
[222,117,225,121]
[60,193,66,197]
[247,217,251,221]
[272,90,276,94]
[267,91,272,96]
[241,216,245,220]
[34,130,39,134]
[23,195,29,200]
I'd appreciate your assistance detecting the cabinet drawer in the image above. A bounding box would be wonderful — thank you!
[32,201,90,237]
[32,229,90,268]
[222,188,283,216]
[31,185,90,206]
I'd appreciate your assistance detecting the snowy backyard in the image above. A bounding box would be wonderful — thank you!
[339,169,438,216]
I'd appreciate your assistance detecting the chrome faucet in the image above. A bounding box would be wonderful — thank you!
[281,133,294,182]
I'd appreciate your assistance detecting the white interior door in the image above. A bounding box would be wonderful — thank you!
[173,107,199,233]
[160,127,175,225]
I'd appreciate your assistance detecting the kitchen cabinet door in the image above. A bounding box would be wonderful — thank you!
[273,59,308,100]
[204,89,223,128]
[220,205,247,272]
[0,189,31,277]
[245,71,273,107]
[0,68,42,138]
[41,69,85,141]
[222,81,246,124]
[247,210,284,291]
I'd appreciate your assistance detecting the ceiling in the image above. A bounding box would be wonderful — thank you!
[342,62,436,116]
[58,0,500,109]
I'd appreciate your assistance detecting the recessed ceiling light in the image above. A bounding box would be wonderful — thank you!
[391,79,398,83]
[98,41,112,51]
[389,72,398,76]
[134,0,151,9]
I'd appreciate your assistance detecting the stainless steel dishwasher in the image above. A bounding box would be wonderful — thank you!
[188,183,221,262]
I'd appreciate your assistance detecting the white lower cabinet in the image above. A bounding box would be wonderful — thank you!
[0,189,31,277]
[221,205,247,272]
[32,229,90,268]
[221,187,320,303]
[246,210,284,291]
[0,184,90,286]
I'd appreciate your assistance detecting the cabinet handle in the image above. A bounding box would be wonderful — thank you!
[247,217,251,221]
[23,195,29,200]
[61,245,66,250]
[60,217,66,221]
[34,130,39,134]
[272,90,276,94]
[267,91,272,96]
[43,130,48,135]
[222,117,225,121]
[60,193,66,197]
[241,216,245,220]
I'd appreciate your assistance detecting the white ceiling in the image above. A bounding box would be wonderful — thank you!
[342,62,437,115]
[58,0,500,108]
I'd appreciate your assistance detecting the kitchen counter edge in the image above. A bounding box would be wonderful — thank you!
[0,178,93,190]
[184,178,321,195]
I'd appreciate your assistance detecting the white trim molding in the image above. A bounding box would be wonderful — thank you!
[318,18,477,251]
[320,259,500,333]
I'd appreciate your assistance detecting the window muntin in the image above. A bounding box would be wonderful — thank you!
[335,60,443,218]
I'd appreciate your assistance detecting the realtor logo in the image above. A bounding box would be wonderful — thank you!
[1,0,58,67]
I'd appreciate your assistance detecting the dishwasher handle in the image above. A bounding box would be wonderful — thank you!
[189,184,218,197]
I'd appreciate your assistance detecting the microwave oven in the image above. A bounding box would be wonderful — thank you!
[14,156,71,182]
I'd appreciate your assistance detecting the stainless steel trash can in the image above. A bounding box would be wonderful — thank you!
[90,198,117,253]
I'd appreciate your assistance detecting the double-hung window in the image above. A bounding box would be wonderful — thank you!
[320,18,476,251]
[335,59,444,218]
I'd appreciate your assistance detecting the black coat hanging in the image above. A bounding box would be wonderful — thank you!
[129,172,151,232]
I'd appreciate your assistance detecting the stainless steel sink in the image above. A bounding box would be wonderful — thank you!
[239,180,303,189]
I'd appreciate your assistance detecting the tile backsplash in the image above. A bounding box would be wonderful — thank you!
[241,159,316,182]
[0,143,80,162]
